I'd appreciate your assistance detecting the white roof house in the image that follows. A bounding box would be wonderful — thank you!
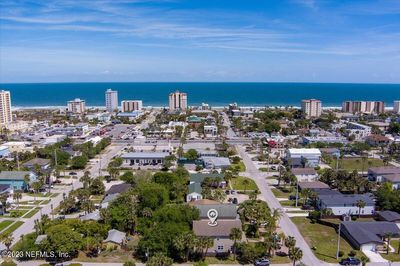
[287,148,321,168]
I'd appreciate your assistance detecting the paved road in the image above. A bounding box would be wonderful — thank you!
[237,145,325,266]
[221,111,237,139]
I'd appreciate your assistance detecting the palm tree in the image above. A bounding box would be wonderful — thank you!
[13,191,22,209]
[80,171,91,189]
[0,193,9,213]
[289,247,303,266]
[147,252,173,266]
[31,181,43,202]
[300,188,311,205]
[229,228,242,260]
[0,232,14,251]
[269,208,282,231]
[173,232,195,262]
[242,179,250,192]
[285,236,296,251]
[356,200,366,218]
[384,232,393,255]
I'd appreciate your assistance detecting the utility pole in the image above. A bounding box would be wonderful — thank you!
[16,152,20,170]
[54,149,58,166]
[336,222,341,259]
[295,180,299,207]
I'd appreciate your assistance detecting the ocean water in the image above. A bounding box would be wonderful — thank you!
[0,82,399,107]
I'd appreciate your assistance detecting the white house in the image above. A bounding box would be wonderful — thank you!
[317,193,375,216]
[291,168,318,182]
[286,148,321,168]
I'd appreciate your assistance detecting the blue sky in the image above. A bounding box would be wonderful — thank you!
[0,0,399,83]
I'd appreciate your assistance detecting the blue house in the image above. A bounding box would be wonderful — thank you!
[0,171,37,191]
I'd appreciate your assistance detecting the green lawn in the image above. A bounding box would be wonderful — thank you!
[23,208,41,218]
[231,161,246,172]
[381,239,400,261]
[329,158,384,172]
[0,220,14,231]
[230,176,258,191]
[291,217,363,263]
[2,221,24,235]
[9,209,30,218]
[271,186,293,198]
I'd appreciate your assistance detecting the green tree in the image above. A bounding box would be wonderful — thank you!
[71,155,88,169]
[356,200,366,218]
[146,253,173,266]
[173,231,196,261]
[137,183,168,210]
[0,232,13,251]
[89,178,105,195]
[13,191,22,209]
[80,171,91,189]
[229,228,242,260]
[184,149,199,160]
[289,247,303,266]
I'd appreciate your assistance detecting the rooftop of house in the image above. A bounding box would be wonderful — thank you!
[288,148,321,155]
[319,193,375,206]
[298,181,330,190]
[80,210,101,221]
[188,183,202,194]
[104,229,126,244]
[193,219,242,237]
[378,211,400,222]
[202,156,231,167]
[121,152,170,159]
[366,134,390,141]
[0,171,34,181]
[383,174,400,183]
[341,221,400,246]
[189,173,225,184]
[22,158,51,167]
[106,183,131,195]
[291,168,317,176]
[195,204,238,220]
[368,167,400,175]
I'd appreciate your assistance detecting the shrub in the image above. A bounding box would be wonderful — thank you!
[349,250,357,257]
[123,261,136,266]
[1,262,17,266]
[338,251,344,257]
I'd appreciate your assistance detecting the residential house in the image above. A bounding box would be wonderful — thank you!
[368,167,400,182]
[286,148,321,168]
[317,193,375,216]
[378,211,400,225]
[202,157,231,170]
[0,171,37,191]
[291,168,318,182]
[103,229,126,248]
[366,134,390,146]
[187,183,203,202]
[341,221,400,252]
[22,158,51,172]
[121,152,170,166]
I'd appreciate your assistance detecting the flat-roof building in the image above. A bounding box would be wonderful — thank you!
[105,89,118,112]
[67,98,86,114]
[301,99,322,118]
[121,100,142,112]
[0,90,12,125]
[169,91,187,111]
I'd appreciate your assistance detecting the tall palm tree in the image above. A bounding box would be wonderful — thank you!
[0,232,14,251]
[229,228,242,260]
[285,236,296,251]
[13,191,22,209]
[384,232,393,255]
[356,200,366,218]
[289,247,303,266]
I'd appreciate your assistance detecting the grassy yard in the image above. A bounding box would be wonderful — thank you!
[90,195,104,204]
[231,161,246,172]
[23,207,41,218]
[329,158,384,172]
[271,186,293,199]
[0,220,14,231]
[381,239,400,261]
[230,176,258,191]
[2,221,24,234]
[291,217,363,263]
[75,250,134,263]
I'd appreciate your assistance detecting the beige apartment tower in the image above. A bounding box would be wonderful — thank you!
[67,98,86,114]
[301,99,322,118]
[121,100,143,112]
[0,90,12,125]
[169,91,187,111]
[342,101,385,114]
[394,101,400,114]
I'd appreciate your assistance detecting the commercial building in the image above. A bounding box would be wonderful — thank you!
[121,152,170,166]
[121,100,143,112]
[301,99,322,118]
[169,91,187,111]
[346,122,372,140]
[394,101,400,114]
[204,125,218,137]
[67,98,86,114]
[0,90,12,125]
[286,148,321,168]
[342,101,385,114]
[105,89,118,112]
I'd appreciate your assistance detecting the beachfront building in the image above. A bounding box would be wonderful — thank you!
[105,89,118,112]
[67,98,86,114]
[286,148,321,168]
[342,101,385,114]
[0,90,12,125]
[301,99,322,118]
[394,101,400,114]
[169,91,187,111]
[121,100,143,112]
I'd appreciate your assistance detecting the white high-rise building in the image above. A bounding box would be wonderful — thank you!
[105,89,118,112]
[394,101,400,114]
[169,91,187,111]
[121,100,143,112]
[301,99,322,118]
[0,90,12,125]
[67,98,86,114]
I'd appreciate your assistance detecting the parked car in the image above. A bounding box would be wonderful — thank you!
[289,195,299,200]
[69,172,77,175]
[339,257,360,265]
[254,258,270,266]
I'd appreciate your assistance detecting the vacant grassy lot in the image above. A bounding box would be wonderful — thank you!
[291,217,363,263]
[329,158,384,172]
[271,186,293,198]
[230,176,258,191]
[232,161,246,172]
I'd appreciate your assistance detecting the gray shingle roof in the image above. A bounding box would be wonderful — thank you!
[22,158,51,168]
[106,183,131,195]
[298,181,330,190]
[193,219,242,237]
[379,211,400,222]
[0,171,32,181]
[190,173,224,183]
[188,183,202,194]
[319,193,375,207]
[104,229,126,245]
[195,204,237,219]
[368,167,400,175]
[292,168,317,175]
[341,221,400,246]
